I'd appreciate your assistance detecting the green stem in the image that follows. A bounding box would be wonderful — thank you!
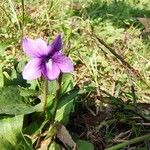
[51,74,62,124]
[43,79,48,112]
[107,133,150,150]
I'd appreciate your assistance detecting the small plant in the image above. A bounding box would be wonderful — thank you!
[0,34,94,149]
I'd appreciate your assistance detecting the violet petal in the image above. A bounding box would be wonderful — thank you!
[22,58,42,80]
[52,52,74,73]
[35,39,49,56]
[22,37,48,58]
[47,35,62,55]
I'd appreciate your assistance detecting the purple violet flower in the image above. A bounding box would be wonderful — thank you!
[22,35,74,80]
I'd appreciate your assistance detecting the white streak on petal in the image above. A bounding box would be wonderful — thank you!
[46,59,52,71]
[42,61,60,80]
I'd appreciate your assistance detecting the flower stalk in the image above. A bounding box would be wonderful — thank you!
[43,79,48,112]
[51,73,62,123]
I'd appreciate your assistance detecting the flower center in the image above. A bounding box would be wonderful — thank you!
[45,59,52,70]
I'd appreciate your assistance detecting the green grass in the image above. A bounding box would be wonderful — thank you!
[0,0,150,149]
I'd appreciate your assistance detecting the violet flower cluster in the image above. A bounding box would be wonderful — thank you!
[22,35,73,80]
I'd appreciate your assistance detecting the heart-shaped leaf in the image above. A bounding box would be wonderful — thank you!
[0,115,33,150]
[0,86,35,115]
[55,89,79,124]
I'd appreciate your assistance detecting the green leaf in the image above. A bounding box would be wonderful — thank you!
[0,115,33,150]
[34,94,55,113]
[61,73,74,95]
[24,122,39,136]
[16,60,26,73]
[19,87,39,97]
[3,71,11,80]
[77,140,94,150]
[0,86,35,115]
[34,102,44,112]
[11,66,17,80]
[27,80,38,90]
[48,80,58,95]
[55,89,79,124]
